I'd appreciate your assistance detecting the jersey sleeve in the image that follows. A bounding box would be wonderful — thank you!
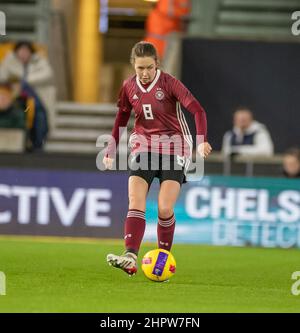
[117,82,132,112]
[106,83,132,157]
[171,77,197,108]
[171,77,208,142]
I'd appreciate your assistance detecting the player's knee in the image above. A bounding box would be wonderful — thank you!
[128,195,146,211]
[158,205,174,219]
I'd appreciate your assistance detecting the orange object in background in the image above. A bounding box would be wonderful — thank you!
[145,0,190,59]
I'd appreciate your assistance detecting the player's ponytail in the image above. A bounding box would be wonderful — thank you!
[130,41,159,65]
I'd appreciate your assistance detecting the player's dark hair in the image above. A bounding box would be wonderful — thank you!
[130,41,158,64]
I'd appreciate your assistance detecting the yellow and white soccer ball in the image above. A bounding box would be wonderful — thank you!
[141,249,176,282]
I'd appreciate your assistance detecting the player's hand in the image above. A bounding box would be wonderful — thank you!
[197,142,212,158]
[102,156,114,170]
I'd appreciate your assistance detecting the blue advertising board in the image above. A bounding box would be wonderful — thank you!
[0,168,128,238]
[1,168,300,248]
[145,176,300,248]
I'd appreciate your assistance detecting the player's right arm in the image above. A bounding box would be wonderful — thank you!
[103,83,132,169]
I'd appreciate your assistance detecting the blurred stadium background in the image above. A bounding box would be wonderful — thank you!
[0,0,300,312]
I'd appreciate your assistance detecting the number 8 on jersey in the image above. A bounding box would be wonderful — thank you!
[142,104,154,120]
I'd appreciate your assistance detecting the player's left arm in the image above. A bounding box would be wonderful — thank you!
[187,100,212,158]
[171,78,212,158]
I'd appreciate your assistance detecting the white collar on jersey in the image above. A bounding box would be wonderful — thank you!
[136,69,161,93]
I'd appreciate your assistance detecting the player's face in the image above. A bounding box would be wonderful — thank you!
[134,57,157,85]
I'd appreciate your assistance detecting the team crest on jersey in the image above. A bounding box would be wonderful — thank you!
[155,89,165,101]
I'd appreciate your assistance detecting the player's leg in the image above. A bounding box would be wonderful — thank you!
[157,180,181,251]
[107,175,149,275]
[125,175,149,254]
[124,152,156,255]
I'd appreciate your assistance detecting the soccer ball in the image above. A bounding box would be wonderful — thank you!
[141,249,176,282]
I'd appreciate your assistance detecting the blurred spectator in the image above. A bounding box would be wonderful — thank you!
[222,107,274,157]
[145,0,190,60]
[0,41,56,133]
[20,80,48,151]
[0,82,25,129]
[282,148,300,178]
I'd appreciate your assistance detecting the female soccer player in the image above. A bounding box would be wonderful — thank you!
[104,41,212,275]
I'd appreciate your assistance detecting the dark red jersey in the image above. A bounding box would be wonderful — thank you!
[107,69,207,158]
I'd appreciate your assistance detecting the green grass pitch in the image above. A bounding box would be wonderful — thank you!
[0,236,299,313]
